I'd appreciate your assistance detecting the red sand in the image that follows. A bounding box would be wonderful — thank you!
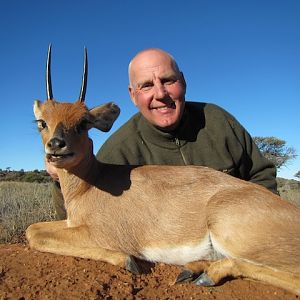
[0,244,298,299]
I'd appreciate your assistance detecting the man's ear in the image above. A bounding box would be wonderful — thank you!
[180,72,187,91]
[89,102,120,132]
[128,85,137,106]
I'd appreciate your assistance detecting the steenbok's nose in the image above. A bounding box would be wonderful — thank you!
[47,137,66,150]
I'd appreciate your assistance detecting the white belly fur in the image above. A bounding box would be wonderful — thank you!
[141,234,225,265]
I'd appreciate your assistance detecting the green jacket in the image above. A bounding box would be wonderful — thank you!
[97,101,277,193]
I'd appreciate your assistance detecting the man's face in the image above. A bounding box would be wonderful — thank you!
[129,50,186,132]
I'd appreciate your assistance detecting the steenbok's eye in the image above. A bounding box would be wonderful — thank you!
[36,119,47,131]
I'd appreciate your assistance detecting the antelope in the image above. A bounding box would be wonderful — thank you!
[26,46,300,295]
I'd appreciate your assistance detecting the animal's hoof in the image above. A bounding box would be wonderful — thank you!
[125,255,140,274]
[193,273,215,286]
[176,269,194,283]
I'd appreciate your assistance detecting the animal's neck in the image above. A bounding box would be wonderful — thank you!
[57,153,101,202]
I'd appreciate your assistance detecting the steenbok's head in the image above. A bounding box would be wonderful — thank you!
[34,45,120,169]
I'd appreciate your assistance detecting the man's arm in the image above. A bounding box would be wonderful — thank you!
[226,113,278,194]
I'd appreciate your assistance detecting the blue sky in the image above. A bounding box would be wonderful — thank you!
[0,0,299,180]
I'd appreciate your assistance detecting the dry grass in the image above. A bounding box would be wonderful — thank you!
[0,181,56,243]
[277,177,300,207]
[279,189,300,207]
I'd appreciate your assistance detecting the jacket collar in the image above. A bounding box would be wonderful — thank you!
[137,102,204,149]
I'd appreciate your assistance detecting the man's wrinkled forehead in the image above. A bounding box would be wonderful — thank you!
[131,61,178,86]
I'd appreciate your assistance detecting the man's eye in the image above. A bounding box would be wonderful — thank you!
[36,120,47,130]
[140,83,153,91]
[162,78,176,85]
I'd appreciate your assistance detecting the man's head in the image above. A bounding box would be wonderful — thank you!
[128,48,186,132]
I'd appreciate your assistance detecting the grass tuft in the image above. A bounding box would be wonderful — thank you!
[0,181,56,243]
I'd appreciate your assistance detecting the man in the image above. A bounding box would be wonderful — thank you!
[51,48,277,219]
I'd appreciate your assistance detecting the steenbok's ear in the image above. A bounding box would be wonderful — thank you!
[89,102,120,132]
[33,100,43,120]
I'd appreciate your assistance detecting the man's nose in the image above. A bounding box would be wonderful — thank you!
[153,82,167,99]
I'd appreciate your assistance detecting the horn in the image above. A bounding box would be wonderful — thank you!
[46,44,53,100]
[79,47,88,102]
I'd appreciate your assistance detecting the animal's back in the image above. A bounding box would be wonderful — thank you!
[87,165,258,259]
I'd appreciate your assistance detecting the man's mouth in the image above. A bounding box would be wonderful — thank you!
[154,106,169,111]
[151,102,176,110]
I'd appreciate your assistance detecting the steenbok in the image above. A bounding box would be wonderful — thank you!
[27,46,300,295]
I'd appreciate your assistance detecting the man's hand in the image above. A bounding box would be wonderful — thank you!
[45,158,59,181]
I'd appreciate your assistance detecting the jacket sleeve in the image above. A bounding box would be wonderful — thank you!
[226,114,278,194]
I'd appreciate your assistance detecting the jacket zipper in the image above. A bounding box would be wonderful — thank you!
[174,137,188,165]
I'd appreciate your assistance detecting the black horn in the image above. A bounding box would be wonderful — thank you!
[46,44,53,100]
[79,47,88,102]
[45,45,87,101]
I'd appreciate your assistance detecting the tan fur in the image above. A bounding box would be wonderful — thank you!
[27,100,300,295]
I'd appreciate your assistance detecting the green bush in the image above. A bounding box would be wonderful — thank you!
[0,170,51,183]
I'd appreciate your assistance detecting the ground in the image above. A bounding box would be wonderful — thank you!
[0,244,298,300]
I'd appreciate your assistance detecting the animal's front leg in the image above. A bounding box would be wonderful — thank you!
[26,221,140,273]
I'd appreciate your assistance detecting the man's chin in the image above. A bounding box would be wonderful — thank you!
[154,120,180,132]
[151,111,182,131]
